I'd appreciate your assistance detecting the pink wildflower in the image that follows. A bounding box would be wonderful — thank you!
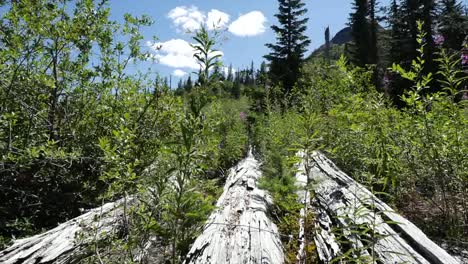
[433,34,445,46]
[239,112,247,122]
[462,54,468,66]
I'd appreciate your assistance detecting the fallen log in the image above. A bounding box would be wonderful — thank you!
[0,151,284,264]
[2,150,459,264]
[0,197,133,264]
[185,150,284,264]
[296,151,460,264]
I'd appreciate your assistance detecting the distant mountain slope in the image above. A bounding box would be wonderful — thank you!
[308,27,351,61]
[308,25,388,62]
[331,27,352,45]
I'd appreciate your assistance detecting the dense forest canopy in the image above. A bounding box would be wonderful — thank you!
[0,0,467,263]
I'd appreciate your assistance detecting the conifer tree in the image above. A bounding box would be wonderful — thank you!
[399,0,437,89]
[250,61,255,85]
[437,0,468,50]
[399,0,436,66]
[244,68,251,85]
[212,63,222,80]
[177,79,183,90]
[421,0,437,76]
[184,76,193,92]
[386,0,411,106]
[257,61,268,88]
[232,71,241,99]
[349,0,370,66]
[325,26,331,64]
[227,63,234,82]
[348,0,379,66]
[369,0,378,65]
[386,0,440,102]
[388,0,406,64]
[265,0,311,96]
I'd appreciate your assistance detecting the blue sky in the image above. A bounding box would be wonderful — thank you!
[108,0,390,86]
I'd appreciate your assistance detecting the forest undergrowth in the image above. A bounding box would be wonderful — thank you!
[1,0,467,263]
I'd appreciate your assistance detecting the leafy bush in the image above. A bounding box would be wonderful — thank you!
[295,25,467,241]
[0,0,158,246]
[252,108,319,263]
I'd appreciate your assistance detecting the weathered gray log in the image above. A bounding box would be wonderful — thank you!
[185,150,284,264]
[295,152,312,263]
[3,150,459,264]
[295,152,340,263]
[0,198,133,264]
[296,151,460,264]
[0,151,284,264]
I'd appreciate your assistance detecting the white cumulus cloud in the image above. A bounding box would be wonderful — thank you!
[222,66,236,77]
[168,6,230,32]
[148,39,224,70]
[206,9,230,30]
[148,39,199,69]
[168,6,205,32]
[173,69,188,77]
[228,11,267,37]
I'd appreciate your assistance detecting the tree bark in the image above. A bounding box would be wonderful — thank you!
[296,151,460,264]
[1,151,460,264]
[0,198,133,264]
[185,150,284,264]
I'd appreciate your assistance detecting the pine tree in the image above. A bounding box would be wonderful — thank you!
[249,61,255,85]
[227,63,234,82]
[421,0,437,77]
[177,79,183,90]
[184,76,193,92]
[196,68,203,86]
[386,0,411,106]
[400,0,422,66]
[264,0,311,96]
[349,0,370,66]
[388,0,405,64]
[175,79,184,96]
[232,72,241,99]
[386,0,440,103]
[256,61,268,88]
[368,0,378,65]
[219,70,226,81]
[437,0,468,50]
[325,26,331,64]
[212,63,222,80]
[243,68,251,85]
[400,0,437,89]
[348,0,380,66]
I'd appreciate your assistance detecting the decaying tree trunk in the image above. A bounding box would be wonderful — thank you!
[1,150,461,264]
[296,151,460,264]
[185,150,284,264]
[0,151,284,264]
[0,197,134,264]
